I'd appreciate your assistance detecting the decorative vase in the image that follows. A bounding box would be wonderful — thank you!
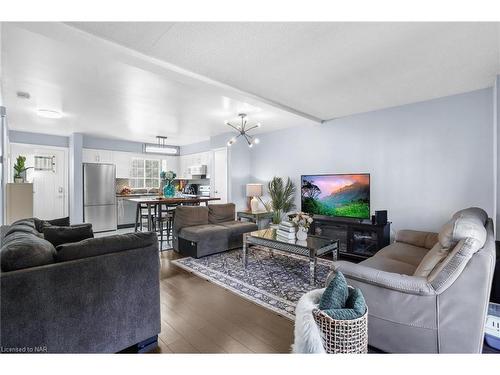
[296,226,308,241]
[14,177,24,183]
[163,182,175,198]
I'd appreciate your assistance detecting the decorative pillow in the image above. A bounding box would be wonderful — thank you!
[47,216,70,227]
[319,271,349,310]
[0,234,56,272]
[323,287,367,320]
[413,242,450,277]
[43,224,94,248]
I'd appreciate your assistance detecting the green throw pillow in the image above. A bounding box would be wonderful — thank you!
[319,271,349,310]
[323,287,366,320]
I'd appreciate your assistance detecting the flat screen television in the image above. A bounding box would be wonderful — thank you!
[301,173,370,219]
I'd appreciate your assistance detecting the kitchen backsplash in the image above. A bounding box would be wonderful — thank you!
[116,178,130,193]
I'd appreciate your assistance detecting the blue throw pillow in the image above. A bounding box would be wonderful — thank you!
[319,271,349,310]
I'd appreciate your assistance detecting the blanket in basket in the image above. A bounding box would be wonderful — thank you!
[291,288,326,354]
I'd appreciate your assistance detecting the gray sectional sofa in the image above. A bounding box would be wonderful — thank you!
[331,207,496,353]
[173,203,258,258]
[0,218,161,353]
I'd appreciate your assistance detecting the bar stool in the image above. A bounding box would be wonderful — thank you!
[157,204,175,251]
[134,203,157,232]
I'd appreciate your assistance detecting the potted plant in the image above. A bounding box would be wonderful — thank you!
[266,176,296,228]
[160,170,177,198]
[13,156,28,183]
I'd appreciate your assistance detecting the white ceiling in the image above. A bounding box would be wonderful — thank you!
[2,22,500,146]
[1,22,317,145]
[68,22,500,120]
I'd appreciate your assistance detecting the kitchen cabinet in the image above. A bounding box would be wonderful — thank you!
[178,151,211,179]
[117,196,138,227]
[113,152,132,179]
[82,148,113,164]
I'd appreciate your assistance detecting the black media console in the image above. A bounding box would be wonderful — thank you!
[310,215,391,261]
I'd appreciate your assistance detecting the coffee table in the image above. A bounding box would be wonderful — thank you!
[242,229,339,284]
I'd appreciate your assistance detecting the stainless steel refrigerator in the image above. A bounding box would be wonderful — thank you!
[83,163,117,232]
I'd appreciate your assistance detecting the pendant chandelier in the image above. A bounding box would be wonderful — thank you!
[225,113,261,148]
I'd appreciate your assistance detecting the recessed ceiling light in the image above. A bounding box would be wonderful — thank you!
[17,91,31,99]
[37,109,63,119]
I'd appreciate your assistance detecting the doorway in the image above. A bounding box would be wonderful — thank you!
[9,143,69,219]
[212,147,228,204]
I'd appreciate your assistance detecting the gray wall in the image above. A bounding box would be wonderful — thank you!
[9,130,69,148]
[250,88,495,234]
[495,76,500,240]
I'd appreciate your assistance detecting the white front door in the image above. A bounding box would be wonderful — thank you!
[212,147,228,203]
[10,143,68,219]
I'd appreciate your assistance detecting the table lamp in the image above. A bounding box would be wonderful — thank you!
[246,183,263,212]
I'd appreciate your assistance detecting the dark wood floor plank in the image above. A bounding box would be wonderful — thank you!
[157,250,294,354]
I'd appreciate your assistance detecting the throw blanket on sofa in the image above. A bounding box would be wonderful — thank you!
[292,288,326,354]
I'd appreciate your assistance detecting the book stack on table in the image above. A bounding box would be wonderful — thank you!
[276,221,297,243]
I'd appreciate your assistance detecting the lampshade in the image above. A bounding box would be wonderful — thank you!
[246,183,263,197]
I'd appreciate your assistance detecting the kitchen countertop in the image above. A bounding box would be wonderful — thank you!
[116,193,159,197]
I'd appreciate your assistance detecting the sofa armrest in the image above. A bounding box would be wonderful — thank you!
[332,261,436,296]
[0,243,160,353]
[395,229,439,249]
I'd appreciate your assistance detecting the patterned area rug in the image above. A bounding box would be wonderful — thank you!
[172,247,334,320]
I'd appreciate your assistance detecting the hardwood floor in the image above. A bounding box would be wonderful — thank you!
[150,250,294,353]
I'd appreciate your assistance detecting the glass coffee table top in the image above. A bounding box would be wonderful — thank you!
[248,229,335,250]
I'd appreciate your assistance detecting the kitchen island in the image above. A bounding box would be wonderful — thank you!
[125,196,221,232]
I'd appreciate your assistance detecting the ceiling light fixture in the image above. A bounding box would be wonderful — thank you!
[144,136,178,155]
[37,109,63,119]
[225,113,261,148]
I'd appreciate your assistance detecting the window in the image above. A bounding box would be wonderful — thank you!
[129,158,160,188]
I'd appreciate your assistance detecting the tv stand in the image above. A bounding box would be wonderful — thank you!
[310,215,390,261]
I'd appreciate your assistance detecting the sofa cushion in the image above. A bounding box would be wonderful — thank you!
[360,256,417,276]
[174,206,209,233]
[56,231,157,262]
[43,224,94,247]
[0,233,56,271]
[179,224,230,242]
[413,242,449,277]
[218,221,258,236]
[438,215,486,250]
[395,230,438,250]
[375,242,429,268]
[208,203,236,224]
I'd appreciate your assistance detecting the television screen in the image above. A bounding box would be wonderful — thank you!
[301,174,370,219]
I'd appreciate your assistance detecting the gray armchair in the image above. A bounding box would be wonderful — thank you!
[331,207,496,353]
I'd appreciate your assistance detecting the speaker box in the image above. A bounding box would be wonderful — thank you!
[375,210,387,225]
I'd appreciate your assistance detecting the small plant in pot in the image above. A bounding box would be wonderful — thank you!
[265,176,296,228]
[13,156,28,183]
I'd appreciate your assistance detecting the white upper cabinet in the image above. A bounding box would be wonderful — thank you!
[177,151,211,179]
[82,149,182,179]
[82,148,114,164]
[113,151,132,178]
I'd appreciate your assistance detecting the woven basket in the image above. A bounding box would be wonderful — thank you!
[312,308,368,354]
